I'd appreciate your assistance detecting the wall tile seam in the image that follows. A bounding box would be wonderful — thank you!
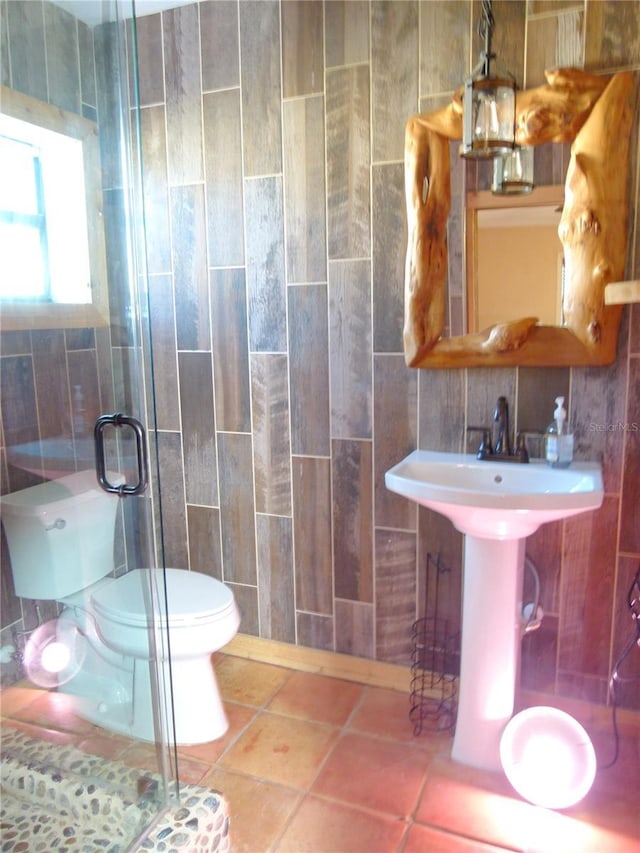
[201,84,241,98]
[226,580,258,590]
[327,255,372,263]
[255,510,293,521]
[371,158,403,168]
[138,100,167,110]
[329,436,374,445]
[290,452,331,461]
[286,280,328,287]
[326,61,370,75]
[295,606,335,617]
[282,92,324,105]
[374,524,418,536]
[527,8,587,23]
[207,265,246,273]
[617,548,640,559]
[244,172,284,183]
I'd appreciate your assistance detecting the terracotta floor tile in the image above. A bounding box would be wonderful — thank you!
[311,731,429,819]
[414,756,614,853]
[520,806,640,853]
[403,823,515,852]
[120,741,166,774]
[588,728,640,802]
[1,654,638,853]
[1,718,78,746]
[569,784,640,844]
[76,730,132,760]
[215,656,291,707]
[276,794,407,853]
[203,767,301,853]
[219,711,338,789]
[0,684,43,718]
[413,752,640,853]
[267,671,364,726]
[177,701,257,765]
[15,690,97,736]
[175,754,210,785]
[348,685,444,749]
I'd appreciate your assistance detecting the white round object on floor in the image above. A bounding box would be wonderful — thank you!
[499,706,597,809]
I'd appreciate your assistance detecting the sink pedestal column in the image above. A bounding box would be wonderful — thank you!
[451,535,525,771]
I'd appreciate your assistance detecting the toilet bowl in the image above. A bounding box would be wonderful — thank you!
[0,471,240,745]
[89,568,240,743]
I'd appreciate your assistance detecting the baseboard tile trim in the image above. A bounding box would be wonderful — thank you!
[223,634,412,694]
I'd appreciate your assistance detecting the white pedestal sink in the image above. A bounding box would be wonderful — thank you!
[385,450,603,771]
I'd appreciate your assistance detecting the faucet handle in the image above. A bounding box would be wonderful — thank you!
[518,430,545,461]
[514,432,530,463]
[467,425,493,459]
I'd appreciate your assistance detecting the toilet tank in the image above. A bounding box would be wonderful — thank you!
[0,470,121,600]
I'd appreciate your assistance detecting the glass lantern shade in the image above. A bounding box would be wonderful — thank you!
[492,146,534,195]
[462,75,516,159]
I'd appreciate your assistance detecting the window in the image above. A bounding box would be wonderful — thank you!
[0,133,51,300]
[0,86,108,331]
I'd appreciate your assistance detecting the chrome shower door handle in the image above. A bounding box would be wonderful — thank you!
[94,413,149,496]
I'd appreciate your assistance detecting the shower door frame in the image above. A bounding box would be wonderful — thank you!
[0,0,181,841]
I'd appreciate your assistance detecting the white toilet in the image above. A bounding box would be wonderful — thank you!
[0,470,240,745]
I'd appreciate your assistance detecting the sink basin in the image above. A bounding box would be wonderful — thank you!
[385,448,604,771]
[385,450,603,539]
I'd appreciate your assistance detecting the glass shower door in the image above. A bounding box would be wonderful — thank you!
[0,0,178,847]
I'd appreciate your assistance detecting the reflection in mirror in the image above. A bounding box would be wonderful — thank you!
[0,86,108,331]
[467,186,564,332]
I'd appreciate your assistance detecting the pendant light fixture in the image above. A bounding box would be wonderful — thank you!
[461,0,516,160]
[492,145,535,195]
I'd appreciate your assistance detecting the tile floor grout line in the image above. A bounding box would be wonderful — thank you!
[266,682,433,851]
[258,684,376,853]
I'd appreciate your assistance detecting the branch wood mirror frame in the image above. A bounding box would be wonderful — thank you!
[404,68,635,368]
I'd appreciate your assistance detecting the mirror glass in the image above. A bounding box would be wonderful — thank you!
[0,86,108,331]
[470,192,564,331]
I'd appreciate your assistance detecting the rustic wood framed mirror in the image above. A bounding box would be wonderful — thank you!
[404,68,635,368]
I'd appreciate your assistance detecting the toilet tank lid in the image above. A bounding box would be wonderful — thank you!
[91,568,235,626]
[0,470,122,515]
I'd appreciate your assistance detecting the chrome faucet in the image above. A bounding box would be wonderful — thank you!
[468,396,530,463]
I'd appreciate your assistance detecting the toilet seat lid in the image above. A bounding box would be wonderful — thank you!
[91,568,235,627]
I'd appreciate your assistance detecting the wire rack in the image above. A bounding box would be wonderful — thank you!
[410,553,461,734]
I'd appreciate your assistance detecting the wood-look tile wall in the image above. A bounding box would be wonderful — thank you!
[1,0,639,713]
[132,0,639,711]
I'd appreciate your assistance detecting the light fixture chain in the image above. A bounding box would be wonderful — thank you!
[479,0,496,77]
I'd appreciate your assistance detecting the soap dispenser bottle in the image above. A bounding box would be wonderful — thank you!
[545,396,574,468]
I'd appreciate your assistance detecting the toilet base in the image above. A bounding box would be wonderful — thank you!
[168,656,230,745]
[57,612,230,745]
[61,654,230,744]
